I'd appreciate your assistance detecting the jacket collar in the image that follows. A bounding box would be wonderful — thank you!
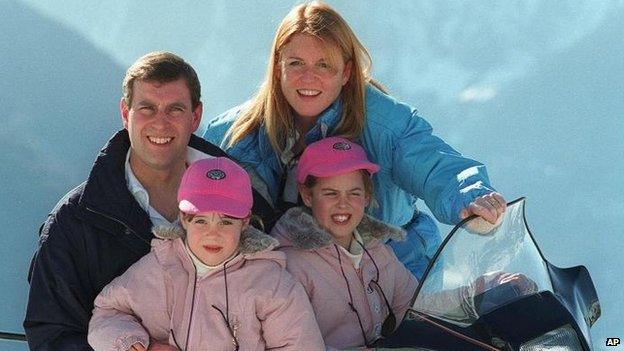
[78,129,152,241]
[79,129,134,212]
[152,224,279,255]
[78,129,227,236]
[275,206,405,250]
[306,97,343,143]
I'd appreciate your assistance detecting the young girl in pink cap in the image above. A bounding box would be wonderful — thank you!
[88,157,324,351]
[270,137,418,350]
[271,138,534,350]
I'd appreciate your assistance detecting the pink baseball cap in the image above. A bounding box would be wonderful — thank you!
[297,137,380,184]
[177,157,253,218]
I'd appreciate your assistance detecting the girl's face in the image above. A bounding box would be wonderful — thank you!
[278,33,352,123]
[300,171,370,248]
[181,212,248,266]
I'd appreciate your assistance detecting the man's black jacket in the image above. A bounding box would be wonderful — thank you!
[23,130,276,351]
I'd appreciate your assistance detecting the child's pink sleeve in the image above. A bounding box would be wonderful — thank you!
[257,266,325,351]
[389,246,419,324]
[88,264,151,351]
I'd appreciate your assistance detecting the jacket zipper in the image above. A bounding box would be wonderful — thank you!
[184,261,198,351]
[85,206,150,245]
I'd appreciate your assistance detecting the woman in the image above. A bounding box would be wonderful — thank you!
[202,1,506,279]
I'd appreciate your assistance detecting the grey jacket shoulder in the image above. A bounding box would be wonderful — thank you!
[273,207,406,251]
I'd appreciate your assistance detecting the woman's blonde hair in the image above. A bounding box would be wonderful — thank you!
[227,1,385,154]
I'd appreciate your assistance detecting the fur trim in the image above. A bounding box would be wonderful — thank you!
[276,207,406,250]
[152,224,277,254]
[358,214,406,242]
[153,225,185,240]
[238,225,279,254]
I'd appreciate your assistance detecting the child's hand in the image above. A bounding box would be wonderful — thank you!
[472,271,538,295]
[146,341,181,351]
[128,342,146,351]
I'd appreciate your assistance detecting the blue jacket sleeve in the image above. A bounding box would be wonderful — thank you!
[390,110,494,225]
[201,104,244,148]
[24,207,95,351]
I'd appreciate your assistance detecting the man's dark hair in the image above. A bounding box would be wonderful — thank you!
[122,51,201,109]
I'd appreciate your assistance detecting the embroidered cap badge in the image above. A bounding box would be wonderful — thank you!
[206,169,226,180]
[332,141,352,151]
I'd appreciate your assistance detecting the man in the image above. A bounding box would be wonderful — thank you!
[24,52,273,351]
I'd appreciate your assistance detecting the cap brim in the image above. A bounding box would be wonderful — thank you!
[298,161,380,183]
[178,194,251,218]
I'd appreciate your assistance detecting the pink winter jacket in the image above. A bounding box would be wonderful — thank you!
[88,225,325,351]
[271,207,419,350]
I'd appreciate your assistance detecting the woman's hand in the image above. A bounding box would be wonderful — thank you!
[460,192,507,224]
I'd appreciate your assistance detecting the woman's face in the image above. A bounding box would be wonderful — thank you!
[278,33,352,123]
[181,212,247,266]
[300,171,370,248]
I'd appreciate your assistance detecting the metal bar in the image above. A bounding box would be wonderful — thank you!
[0,331,27,342]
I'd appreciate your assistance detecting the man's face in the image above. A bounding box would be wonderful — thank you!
[121,78,202,175]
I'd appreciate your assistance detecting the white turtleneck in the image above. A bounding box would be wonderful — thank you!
[184,240,239,277]
[338,230,365,269]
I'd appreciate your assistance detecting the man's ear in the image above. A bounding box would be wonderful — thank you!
[120,98,130,129]
[191,102,203,132]
[299,185,313,207]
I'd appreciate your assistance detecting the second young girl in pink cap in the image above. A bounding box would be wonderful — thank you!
[271,137,533,350]
[271,137,418,350]
[88,157,324,351]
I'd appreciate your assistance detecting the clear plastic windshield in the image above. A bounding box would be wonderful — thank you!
[411,198,553,327]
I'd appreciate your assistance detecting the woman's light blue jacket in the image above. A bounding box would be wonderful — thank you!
[203,85,494,229]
